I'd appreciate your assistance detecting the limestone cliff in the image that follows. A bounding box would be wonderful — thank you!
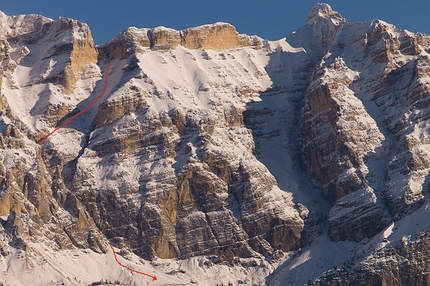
[2,4,430,285]
[99,22,262,59]
[0,9,304,267]
[181,22,260,50]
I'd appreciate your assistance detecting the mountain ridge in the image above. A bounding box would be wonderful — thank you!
[0,3,430,285]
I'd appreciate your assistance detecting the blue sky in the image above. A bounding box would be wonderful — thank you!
[0,0,428,45]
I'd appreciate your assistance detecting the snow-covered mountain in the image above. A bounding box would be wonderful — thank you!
[1,3,430,285]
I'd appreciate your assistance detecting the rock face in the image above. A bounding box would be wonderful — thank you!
[182,22,257,50]
[0,14,105,264]
[0,9,304,272]
[99,22,261,57]
[5,14,97,94]
[2,3,430,285]
[296,4,430,285]
[300,7,430,246]
[309,232,430,286]
[72,53,305,259]
[148,26,182,50]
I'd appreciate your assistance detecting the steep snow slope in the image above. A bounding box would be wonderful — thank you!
[1,241,275,285]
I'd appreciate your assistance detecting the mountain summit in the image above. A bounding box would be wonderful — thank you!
[306,3,347,26]
[0,3,430,285]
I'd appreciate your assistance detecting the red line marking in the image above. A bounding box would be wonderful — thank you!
[36,62,111,144]
[107,242,157,281]
[35,61,156,281]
